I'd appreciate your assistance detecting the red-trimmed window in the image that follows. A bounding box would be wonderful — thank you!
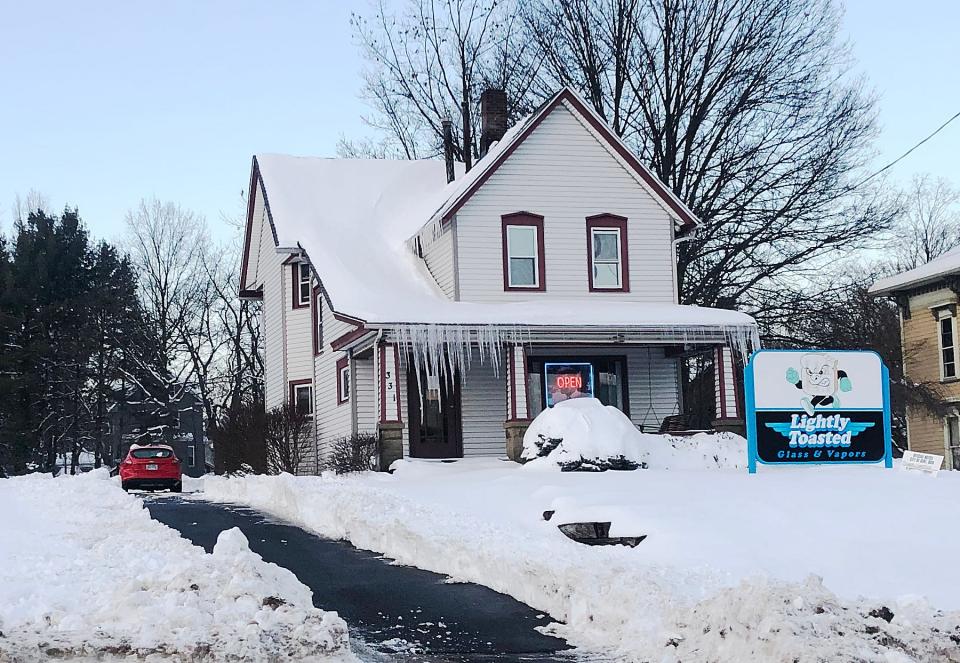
[289,380,313,417]
[336,357,350,405]
[586,214,629,292]
[501,212,545,291]
[312,286,323,355]
[292,263,311,308]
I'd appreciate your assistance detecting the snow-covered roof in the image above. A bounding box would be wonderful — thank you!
[253,153,755,333]
[869,246,960,295]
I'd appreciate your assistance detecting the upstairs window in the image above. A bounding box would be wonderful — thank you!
[293,263,311,308]
[501,212,545,291]
[939,310,956,380]
[312,287,323,355]
[586,214,629,292]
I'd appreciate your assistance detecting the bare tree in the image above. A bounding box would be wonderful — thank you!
[887,174,960,272]
[264,405,311,475]
[351,0,537,162]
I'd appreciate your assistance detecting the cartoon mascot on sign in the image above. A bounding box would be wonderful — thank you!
[785,353,852,415]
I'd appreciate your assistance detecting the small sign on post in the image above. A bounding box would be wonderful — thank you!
[744,350,893,473]
[901,450,944,476]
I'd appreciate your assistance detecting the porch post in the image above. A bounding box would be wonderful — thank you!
[377,342,404,470]
[504,343,532,462]
[712,345,745,434]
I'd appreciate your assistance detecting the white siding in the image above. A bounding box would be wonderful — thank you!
[313,304,356,460]
[460,350,507,456]
[284,263,314,385]
[242,178,270,290]
[454,101,677,304]
[355,356,377,434]
[418,223,457,299]
[262,251,287,411]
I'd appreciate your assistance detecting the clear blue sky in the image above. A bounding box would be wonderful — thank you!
[1,0,957,243]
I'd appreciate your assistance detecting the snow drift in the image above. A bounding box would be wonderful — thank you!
[0,470,353,661]
[521,397,747,470]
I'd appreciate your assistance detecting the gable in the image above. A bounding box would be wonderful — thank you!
[435,87,698,230]
[240,160,277,295]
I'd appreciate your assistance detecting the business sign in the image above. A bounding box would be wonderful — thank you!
[544,362,594,407]
[744,350,892,473]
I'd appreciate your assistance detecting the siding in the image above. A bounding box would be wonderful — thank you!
[356,356,377,434]
[460,350,507,456]
[313,304,356,461]
[454,101,677,304]
[418,222,457,299]
[262,251,286,411]
[903,287,960,456]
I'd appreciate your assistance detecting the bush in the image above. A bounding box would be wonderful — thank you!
[210,400,267,475]
[325,433,380,474]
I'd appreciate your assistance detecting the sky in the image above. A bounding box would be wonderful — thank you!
[0,0,958,244]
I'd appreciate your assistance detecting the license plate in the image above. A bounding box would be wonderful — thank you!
[146,464,158,471]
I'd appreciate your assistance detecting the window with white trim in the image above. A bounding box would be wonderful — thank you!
[293,383,313,417]
[297,263,311,307]
[938,310,956,380]
[187,445,196,467]
[506,225,539,288]
[590,227,622,289]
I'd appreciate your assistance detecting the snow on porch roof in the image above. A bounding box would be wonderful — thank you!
[869,246,960,295]
[254,153,756,337]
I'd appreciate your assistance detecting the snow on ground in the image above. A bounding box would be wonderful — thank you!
[522,397,746,470]
[202,456,960,661]
[0,470,354,662]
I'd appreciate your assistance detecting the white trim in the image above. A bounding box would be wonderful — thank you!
[505,224,540,288]
[338,364,351,403]
[297,263,312,306]
[944,411,959,471]
[590,227,622,289]
[293,383,314,417]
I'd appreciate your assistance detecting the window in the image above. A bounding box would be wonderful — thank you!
[186,445,196,467]
[938,310,956,380]
[290,381,313,417]
[292,263,311,308]
[337,357,350,404]
[501,213,545,291]
[946,414,960,470]
[312,287,323,355]
[586,214,629,292]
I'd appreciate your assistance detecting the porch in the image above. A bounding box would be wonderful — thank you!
[364,326,752,464]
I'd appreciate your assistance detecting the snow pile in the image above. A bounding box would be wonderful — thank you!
[521,398,746,471]
[0,470,353,661]
[201,464,960,660]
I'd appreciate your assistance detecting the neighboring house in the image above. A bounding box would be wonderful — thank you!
[871,248,960,468]
[239,86,760,470]
[108,388,209,477]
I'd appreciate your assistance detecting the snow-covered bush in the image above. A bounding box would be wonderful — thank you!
[521,398,748,471]
[325,433,380,473]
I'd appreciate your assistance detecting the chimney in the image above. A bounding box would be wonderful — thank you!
[442,117,456,184]
[480,88,508,157]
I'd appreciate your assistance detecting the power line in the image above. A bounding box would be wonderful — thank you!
[854,109,960,189]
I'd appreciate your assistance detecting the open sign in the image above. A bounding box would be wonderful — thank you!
[544,362,594,407]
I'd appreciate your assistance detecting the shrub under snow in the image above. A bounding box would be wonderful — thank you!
[521,397,746,470]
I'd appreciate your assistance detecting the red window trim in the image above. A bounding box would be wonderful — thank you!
[336,357,350,405]
[288,379,313,417]
[311,285,322,355]
[291,263,310,309]
[586,214,630,293]
[501,212,546,292]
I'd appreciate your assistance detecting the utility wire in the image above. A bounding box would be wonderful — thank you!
[853,109,960,189]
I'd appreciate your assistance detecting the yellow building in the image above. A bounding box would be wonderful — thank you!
[871,249,960,468]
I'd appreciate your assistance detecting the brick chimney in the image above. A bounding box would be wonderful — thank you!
[480,88,508,157]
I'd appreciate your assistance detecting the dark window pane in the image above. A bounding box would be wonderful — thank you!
[593,231,619,260]
[510,257,536,286]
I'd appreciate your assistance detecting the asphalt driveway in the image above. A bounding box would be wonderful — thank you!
[144,496,577,662]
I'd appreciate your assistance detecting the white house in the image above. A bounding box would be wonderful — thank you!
[239,87,759,470]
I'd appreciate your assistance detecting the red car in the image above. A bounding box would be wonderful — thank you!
[119,444,182,492]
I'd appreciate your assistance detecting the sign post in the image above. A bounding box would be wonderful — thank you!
[744,350,893,473]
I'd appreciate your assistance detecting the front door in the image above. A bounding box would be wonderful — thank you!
[407,364,463,458]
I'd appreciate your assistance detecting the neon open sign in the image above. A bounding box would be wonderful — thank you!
[544,362,594,407]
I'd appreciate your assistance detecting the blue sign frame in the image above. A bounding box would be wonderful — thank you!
[744,349,893,473]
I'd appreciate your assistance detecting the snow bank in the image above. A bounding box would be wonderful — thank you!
[0,470,353,661]
[521,398,746,470]
[201,464,960,660]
